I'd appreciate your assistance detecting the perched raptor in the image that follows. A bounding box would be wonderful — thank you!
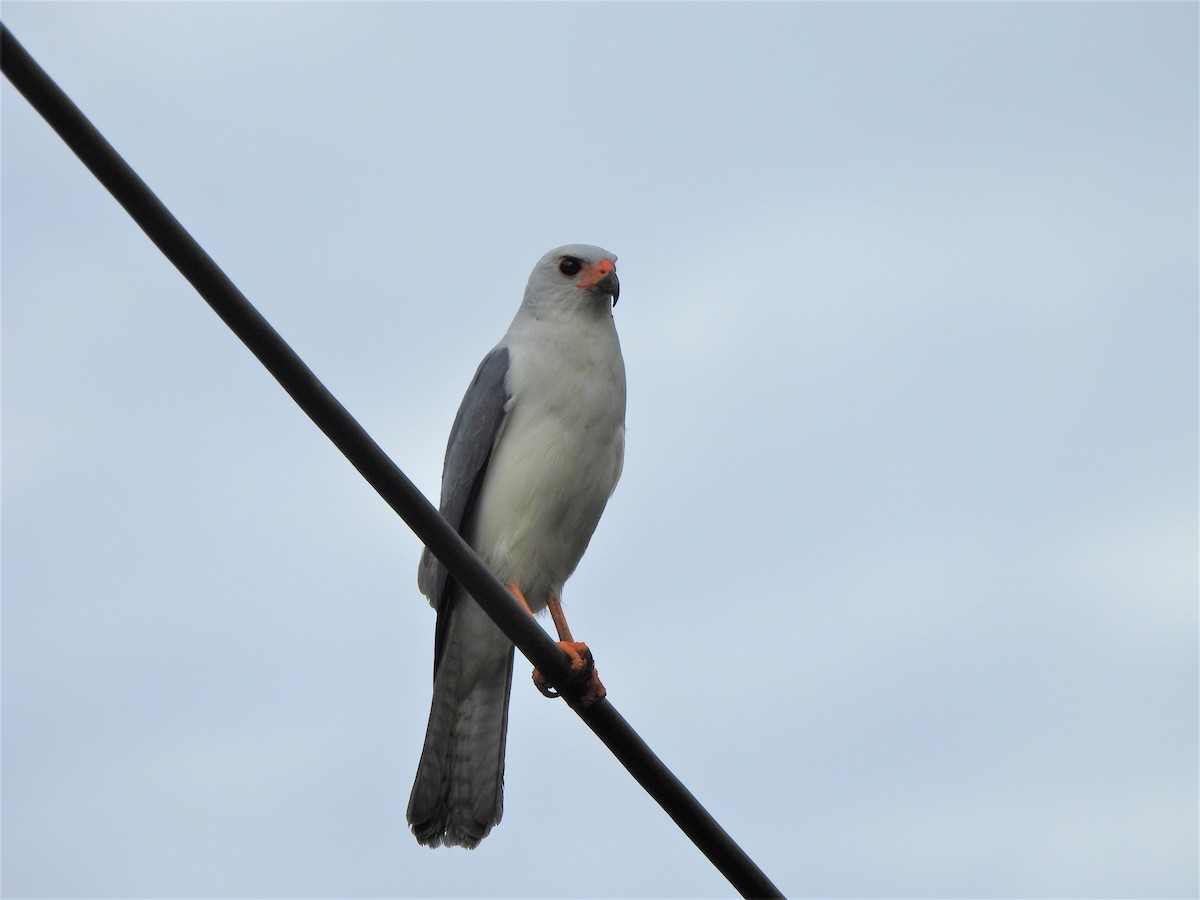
[407,244,626,848]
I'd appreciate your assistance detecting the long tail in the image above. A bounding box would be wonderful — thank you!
[407,629,514,848]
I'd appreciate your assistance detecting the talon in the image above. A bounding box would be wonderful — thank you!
[578,666,607,707]
[530,643,606,706]
[557,641,594,679]
[532,668,559,698]
[516,591,606,705]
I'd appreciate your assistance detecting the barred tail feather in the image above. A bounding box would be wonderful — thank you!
[407,644,514,848]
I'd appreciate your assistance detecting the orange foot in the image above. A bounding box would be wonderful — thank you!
[532,642,607,706]
[507,583,608,707]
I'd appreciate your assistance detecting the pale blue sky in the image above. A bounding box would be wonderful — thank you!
[3,3,1197,897]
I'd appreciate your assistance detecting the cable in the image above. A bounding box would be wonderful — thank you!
[2,23,784,899]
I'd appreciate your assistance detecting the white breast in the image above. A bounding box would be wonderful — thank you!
[468,310,626,611]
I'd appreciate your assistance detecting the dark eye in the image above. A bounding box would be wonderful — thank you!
[558,257,582,277]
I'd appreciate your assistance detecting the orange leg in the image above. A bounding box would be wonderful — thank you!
[547,595,574,642]
[547,594,606,706]
[508,583,535,616]
[507,584,606,706]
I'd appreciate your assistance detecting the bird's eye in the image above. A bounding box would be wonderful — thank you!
[558,257,582,277]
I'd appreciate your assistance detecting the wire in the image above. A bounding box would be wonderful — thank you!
[2,23,785,899]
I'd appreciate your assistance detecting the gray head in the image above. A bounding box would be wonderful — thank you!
[522,244,619,314]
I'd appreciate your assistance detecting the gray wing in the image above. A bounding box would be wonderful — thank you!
[417,346,511,664]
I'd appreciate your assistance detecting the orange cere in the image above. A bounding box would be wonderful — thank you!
[574,258,615,288]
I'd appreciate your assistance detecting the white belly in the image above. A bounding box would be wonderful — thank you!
[468,318,625,610]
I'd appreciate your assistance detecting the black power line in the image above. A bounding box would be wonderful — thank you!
[2,23,784,900]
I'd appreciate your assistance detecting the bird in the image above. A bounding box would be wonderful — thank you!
[407,244,626,849]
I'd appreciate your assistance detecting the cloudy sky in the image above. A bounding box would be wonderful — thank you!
[3,3,1196,898]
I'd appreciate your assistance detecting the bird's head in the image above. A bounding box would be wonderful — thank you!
[523,244,619,315]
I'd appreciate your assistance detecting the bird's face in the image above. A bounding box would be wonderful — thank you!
[524,244,619,313]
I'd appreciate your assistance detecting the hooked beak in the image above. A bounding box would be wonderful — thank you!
[597,270,620,306]
[577,259,620,306]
